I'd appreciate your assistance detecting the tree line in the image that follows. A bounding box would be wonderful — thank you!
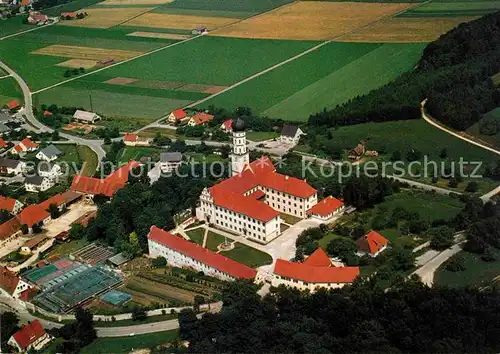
[307,11,500,136]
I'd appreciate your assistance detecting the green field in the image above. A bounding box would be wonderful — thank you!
[155,0,293,14]
[198,42,425,121]
[398,1,500,17]
[151,7,255,18]
[0,16,33,38]
[434,249,500,288]
[80,330,179,354]
[0,77,22,107]
[186,228,205,245]
[246,131,279,142]
[42,0,103,16]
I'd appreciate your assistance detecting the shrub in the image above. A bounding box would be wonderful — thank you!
[445,255,466,272]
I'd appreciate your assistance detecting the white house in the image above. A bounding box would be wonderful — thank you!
[167,109,188,124]
[279,125,304,144]
[159,152,183,174]
[271,248,359,292]
[187,112,214,126]
[356,230,389,257]
[307,196,345,222]
[123,133,151,147]
[147,226,256,281]
[0,267,32,298]
[36,144,63,162]
[0,196,23,214]
[0,158,25,175]
[37,162,62,180]
[73,110,101,123]
[10,137,38,155]
[8,320,52,352]
[25,175,54,193]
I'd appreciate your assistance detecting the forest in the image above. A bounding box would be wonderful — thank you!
[307,11,500,137]
[179,279,500,353]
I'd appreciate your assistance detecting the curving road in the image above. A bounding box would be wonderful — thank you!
[0,60,106,165]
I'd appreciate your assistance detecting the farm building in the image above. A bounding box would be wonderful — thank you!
[192,27,208,35]
[21,235,47,254]
[8,320,52,352]
[148,226,257,281]
[0,196,23,214]
[0,217,22,245]
[73,110,101,123]
[27,12,48,25]
[280,124,304,144]
[60,12,77,19]
[348,142,366,160]
[356,230,389,257]
[159,152,183,173]
[6,100,20,110]
[36,144,64,162]
[168,109,189,124]
[272,248,359,292]
[123,133,150,146]
[188,112,214,126]
[0,266,32,298]
[307,196,344,221]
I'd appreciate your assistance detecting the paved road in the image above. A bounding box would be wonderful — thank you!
[0,60,106,165]
[0,22,55,41]
[412,242,464,286]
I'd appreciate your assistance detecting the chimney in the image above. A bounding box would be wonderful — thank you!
[285,176,289,180]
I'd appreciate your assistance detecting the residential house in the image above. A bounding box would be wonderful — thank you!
[192,26,208,35]
[271,248,359,292]
[37,162,62,180]
[0,266,32,298]
[36,144,64,162]
[0,137,8,149]
[0,158,24,175]
[188,112,214,126]
[25,175,54,193]
[159,152,183,173]
[11,137,39,155]
[6,100,20,110]
[7,320,52,352]
[307,196,344,221]
[220,119,232,133]
[27,12,48,24]
[0,196,23,214]
[123,133,150,146]
[73,110,101,124]
[348,142,366,160]
[356,230,389,257]
[61,12,77,19]
[148,226,256,281]
[167,109,188,124]
[279,124,304,144]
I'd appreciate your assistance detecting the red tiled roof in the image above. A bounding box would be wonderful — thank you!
[247,190,265,200]
[357,230,389,255]
[308,196,344,216]
[222,119,232,130]
[18,287,37,302]
[13,145,23,153]
[0,217,21,241]
[171,109,187,119]
[123,133,138,142]
[20,138,38,149]
[43,110,53,117]
[21,0,30,5]
[11,320,47,350]
[274,259,359,284]
[23,235,46,249]
[148,226,256,279]
[0,267,20,295]
[190,112,214,125]
[7,100,19,110]
[303,248,331,267]
[0,138,8,148]
[0,196,17,212]
[207,156,316,221]
[18,205,50,227]
[61,12,77,17]
[70,161,140,197]
[39,194,66,211]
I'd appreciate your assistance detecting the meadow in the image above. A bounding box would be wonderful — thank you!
[398,1,500,17]
[42,0,102,16]
[154,0,293,15]
[0,77,22,107]
[199,42,425,121]
[0,16,33,38]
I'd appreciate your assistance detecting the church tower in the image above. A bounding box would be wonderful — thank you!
[231,118,249,176]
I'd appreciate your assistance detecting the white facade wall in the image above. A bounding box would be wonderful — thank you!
[356,244,387,258]
[160,161,182,174]
[271,274,348,292]
[231,131,249,176]
[310,205,345,221]
[36,151,57,162]
[148,239,235,281]
[25,178,54,193]
[8,332,51,352]
[39,165,62,180]
[12,278,31,298]
[263,186,317,218]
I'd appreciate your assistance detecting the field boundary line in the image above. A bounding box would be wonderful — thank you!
[0,22,56,41]
[110,6,160,28]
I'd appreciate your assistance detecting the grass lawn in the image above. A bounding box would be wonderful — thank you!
[138,127,178,139]
[205,231,228,251]
[434,249,500,288]
[44,238,90,259]
[280,213,301,225]
[318,233,344,249]
[220,242,273,268]
[186,228,205,245]
[0,16,33,38]
[0,77,22,107]
[246,131,279,142]
[80,330,179,354]
[77,145,99,176]
[198,42,425,122]
[119,146,166,164]
[94,313,178,327]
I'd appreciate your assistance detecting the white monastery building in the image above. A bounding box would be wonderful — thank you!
[196,118,344,244]
[147,226,256,281]
[272,248,359,292]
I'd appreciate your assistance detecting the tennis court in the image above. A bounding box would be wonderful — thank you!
[100,290,132,306]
